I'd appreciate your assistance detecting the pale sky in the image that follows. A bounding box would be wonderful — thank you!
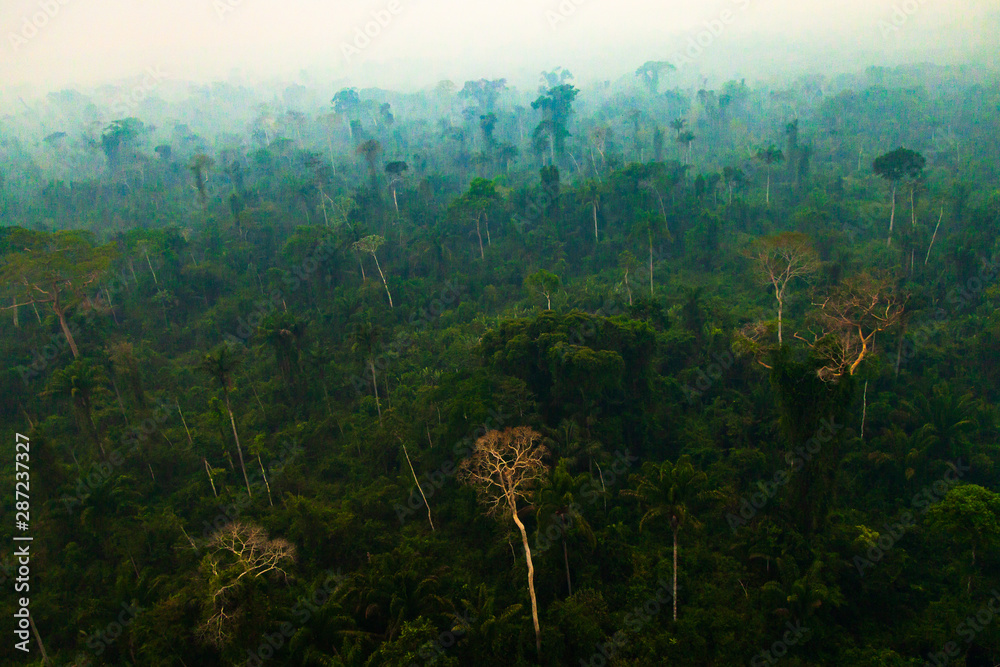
[0,0,996,95]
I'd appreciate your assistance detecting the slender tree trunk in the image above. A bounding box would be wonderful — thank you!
[511,505,541,655]
[224,391,252,498]
[54,304,79,358]
[593,201,598,243]
[649,235,654,297]
[776,290,784,344]
[258,454,273,506]
[624,270,632,306]
[144,248,158,285]
[887,184,896,247]
[475,216,485,259]
[29,613,49,665]
[204,458,218,497]
[371,252,393,308]
[766,170,771,206]
[860,380,868,440]
[402,444,434,531]
[926,207,943,265]
[673,526,679,621]
[545,292,551,310]
[562,536,572,596]
[369,359,382,423]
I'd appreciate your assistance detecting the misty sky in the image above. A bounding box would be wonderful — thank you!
[1,0,997,96]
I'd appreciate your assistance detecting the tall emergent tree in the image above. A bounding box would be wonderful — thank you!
[353,235,393,308]
[745,233,821,344]
[635,61,675,95]
[459,426,549,655]
[872,147,925,247]
[1,229,116,359]
[626,456,706,621]
[755,145,785,206]
[200,344,253,498]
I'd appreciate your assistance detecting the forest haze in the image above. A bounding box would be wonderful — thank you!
[3,3,1000,667]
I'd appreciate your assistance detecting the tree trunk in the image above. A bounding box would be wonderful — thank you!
[593,201,598,243]
[371,253,393,308]
[562,536,572,597]
[887,184,896,247]
[649,236,654,297]
[673,526,679,621]
[258,454,273,506]
[766,170,771,206]
[204,458,218,497]
[511,506,542,655]
[925,207,943,265]
[224,390,252,498]
[370,359,382,423]
[54,304,79,358]
[776,289,783,344]
[475,216,485,260]
[403,444,434,531]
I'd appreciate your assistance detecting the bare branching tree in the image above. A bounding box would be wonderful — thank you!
[199,522,296,648]
[458,426,549,655]
[745,232,820,344]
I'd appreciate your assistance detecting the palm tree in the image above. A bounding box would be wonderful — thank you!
[626,456,706,620]
[534,460,595,597]
[755,145,784,206]
[199,345,252,498]
[349,322,385,423]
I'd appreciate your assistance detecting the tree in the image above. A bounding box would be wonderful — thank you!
[873,147,925,247]
[756,145,784,205]
[350,321,385,422]
[384,160,408,216]
[926,485,1000,591]
[458,426,549,655]
[199,345,253,498]
[353,235,393,308]
[200,522,296,648]
[451,178,499,260]
[534,460,595,597]
[1,229,115,358]
[579,180,601,243]
[525,270,560,310]
[800,274,906,381]
[531,84,579,163]
[635,61,675,95]
[189,153,215,210]
[356,139,382,191]
[745,233,820,344]
[676,130,696,165]
[619,250,636,305]
[722,166,744,205]
[45,359,108,455]
[626,456,706,620]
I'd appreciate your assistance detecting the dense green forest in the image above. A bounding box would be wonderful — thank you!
[3,62,1000,666]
